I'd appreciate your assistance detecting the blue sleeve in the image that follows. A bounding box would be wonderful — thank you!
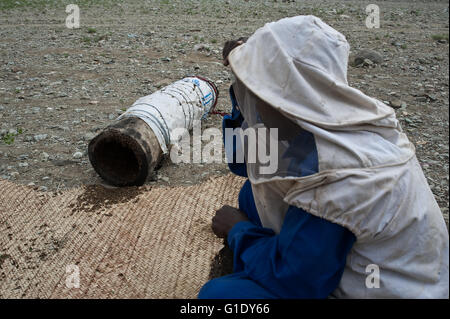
[227,206,356,298]
[223,86,247,177]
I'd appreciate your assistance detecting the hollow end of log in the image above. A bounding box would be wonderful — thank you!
[88,117,162,187]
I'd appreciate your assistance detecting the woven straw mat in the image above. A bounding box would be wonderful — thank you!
[0,174,245,298]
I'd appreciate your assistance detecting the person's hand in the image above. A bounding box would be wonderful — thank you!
[212,205,249,238]
[222,37,248,66]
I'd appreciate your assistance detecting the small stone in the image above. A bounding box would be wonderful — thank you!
[363,58,373,66]
[391,41,403,47]
[42,176,50,181]
[353,49,383,66]
[18,154,29,160]
[89,101,98,105]
[38,186,48,192]
[40,152,49,162]
[193,43,211,52]
[426,94,438,102]
[34,134,48,142]
[389,99,403,109]
[418,58,427,64]
[18,162,29,168]
[10,171,19,178]
[27,182,35,186]
[73,152,83,159]
[160,176,169,183]
[416,96,428,103]
[8,128,18,135]
[108,114,116,120]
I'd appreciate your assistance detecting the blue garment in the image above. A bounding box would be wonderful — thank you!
[198,86,356,299]
[222,86,247,178]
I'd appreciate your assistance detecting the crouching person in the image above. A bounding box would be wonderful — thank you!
[199,16,449,299]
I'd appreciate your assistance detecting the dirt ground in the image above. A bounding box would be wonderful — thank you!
[0,0,448,223]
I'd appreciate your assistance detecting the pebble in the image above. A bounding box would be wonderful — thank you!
[353,49,383,66]
[193,43,211,52]
[38,186,48,192]
[161,176,170,182]
[416,96,429,103]
[18,162,29,168]
[40,152,49,162]
[389,99,404,109]
[34,134,48,142]
[426,94,438,101]
[10,171,19,178]
[73,151,83,159]
[108,114,116,120]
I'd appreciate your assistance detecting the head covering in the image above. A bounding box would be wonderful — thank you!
[228,15,415,185]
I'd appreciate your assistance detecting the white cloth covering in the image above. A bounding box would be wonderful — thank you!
[228,15,449,298]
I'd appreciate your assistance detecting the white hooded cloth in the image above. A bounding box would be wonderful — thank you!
[228,15,449,298]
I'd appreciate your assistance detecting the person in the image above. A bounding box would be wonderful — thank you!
[198,15,449,299]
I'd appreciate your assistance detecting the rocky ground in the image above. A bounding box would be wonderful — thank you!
[0,0,448,223]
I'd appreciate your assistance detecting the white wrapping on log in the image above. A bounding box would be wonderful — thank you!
[118,77,217,154]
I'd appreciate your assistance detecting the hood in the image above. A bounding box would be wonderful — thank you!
[228,15,415,180]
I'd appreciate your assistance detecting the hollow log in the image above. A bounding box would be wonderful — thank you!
[88,116,163,187]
